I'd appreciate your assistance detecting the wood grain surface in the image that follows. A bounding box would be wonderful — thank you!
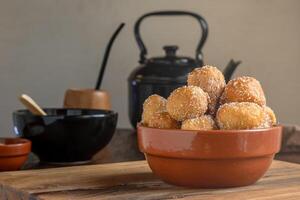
[0,160,300,200]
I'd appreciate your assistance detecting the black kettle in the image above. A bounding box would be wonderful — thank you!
[128,11,241,128]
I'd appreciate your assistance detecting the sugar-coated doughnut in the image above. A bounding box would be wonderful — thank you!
[181,115,217,130]
[187,65,226,115]
[141,94,167,126]
[216,102,270,130]
[166,86,209,121]
[147,112,180,129]
[263,106,277,126]
[220,76,266,106]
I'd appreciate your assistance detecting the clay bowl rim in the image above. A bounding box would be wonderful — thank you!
[0,138,31,157]
[137,124,282,159]
[13,108,117,119]
[137,123,283,135]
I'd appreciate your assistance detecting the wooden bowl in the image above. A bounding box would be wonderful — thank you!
[64,88,111,110]
[0,138,31,171]
[137,125,282,188]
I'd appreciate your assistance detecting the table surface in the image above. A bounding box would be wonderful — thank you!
[0,160,300,200]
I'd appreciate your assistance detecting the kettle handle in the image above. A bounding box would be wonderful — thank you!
[134,10,208,64]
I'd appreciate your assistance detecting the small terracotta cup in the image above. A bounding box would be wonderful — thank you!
[0,138,31,171]
[138,125,282,188]
[64,88,111,110]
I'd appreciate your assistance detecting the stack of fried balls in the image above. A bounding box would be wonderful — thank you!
[141,65,277,130]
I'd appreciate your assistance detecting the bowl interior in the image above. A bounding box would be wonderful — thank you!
[0,138,29,145]
[0,138,31,157]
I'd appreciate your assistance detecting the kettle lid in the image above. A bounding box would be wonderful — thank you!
[129,45,202,84]
[147,45,198,67]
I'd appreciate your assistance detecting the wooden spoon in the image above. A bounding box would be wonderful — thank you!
[19,94,47,116]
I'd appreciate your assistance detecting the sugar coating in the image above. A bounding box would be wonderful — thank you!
[263,106,277,125]
[141,94,167,125]
[220,76,266,106]
[147,112,180,129]
[143,94,166,113]
[166,86,209,121]
[216,102,271,130]
[187,65,226,115]
[181,115,217,130]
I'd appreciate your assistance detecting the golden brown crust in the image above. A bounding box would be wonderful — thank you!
[181,115,217,130]
[187,66,226,115]
[216,102,271,130]
[147,112,180,129]
[141,94,167,126]
[263,106,277,126]
[166,86,209,121]
[220,76,266,106]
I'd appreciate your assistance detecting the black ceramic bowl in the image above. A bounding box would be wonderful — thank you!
[13,108,118,163]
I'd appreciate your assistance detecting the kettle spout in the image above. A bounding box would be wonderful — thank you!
[223,59,241,83]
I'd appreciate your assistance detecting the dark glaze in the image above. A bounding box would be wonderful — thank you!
[13,108,117,163]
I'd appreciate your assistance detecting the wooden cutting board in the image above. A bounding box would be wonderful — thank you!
[0,160,299,200]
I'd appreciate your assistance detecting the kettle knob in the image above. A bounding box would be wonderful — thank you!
[163,45,178,57]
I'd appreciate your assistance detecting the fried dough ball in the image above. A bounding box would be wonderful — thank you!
[187,65,226,115]
[141,94,167,126]
[147,112,180,129]
[216,102,270,130]
[166,86,209,121]
[220,76,266,106]
[181,115,217,130]
[263,106,277,126]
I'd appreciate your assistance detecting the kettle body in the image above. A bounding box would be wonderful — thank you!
[128,47,203,127]
[128,11,208,128]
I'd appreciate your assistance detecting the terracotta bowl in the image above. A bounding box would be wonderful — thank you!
[137,125,282,188]
[0,138,31,171]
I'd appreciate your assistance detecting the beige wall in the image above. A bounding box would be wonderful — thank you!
[0,0,299,136]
